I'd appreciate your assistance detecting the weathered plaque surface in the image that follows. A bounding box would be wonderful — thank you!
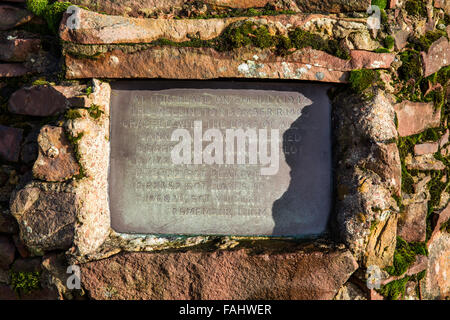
[109,81,332,236]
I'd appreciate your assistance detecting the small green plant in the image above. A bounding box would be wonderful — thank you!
[88,104,103,120]
[10,271,41,296]
[85,86,93,96]
[348,69,379,93]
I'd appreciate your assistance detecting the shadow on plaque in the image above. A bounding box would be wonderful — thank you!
[271,98,332,237]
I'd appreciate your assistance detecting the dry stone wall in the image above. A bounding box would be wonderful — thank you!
[0,0,448,300]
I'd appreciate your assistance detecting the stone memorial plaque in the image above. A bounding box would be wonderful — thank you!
[109,81,332,236]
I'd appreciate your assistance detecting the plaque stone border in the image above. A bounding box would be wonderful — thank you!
[10,79,399,267]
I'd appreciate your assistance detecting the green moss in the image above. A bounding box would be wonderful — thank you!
[398,50,423,81]
[289,28,350,60]
[385,237,428,277]
[44,1,72,33]
[65,109,82,120]
[375,47,390,53]
[371,0,387,10]
[188,4,296,19]
[85,86,93,96]
[26,0,72,34]
[66,131,86,179]
[426,169,448,239]
[441,219,450,233]
[409,30,448,52]
[405,0,427,17]
[378,276,410,300]
[88,104,103,120]
[348,69,379,93]
[384,35,395,50]
[26,0,48,16]
[10,271,41,296]
[32,79,51,86]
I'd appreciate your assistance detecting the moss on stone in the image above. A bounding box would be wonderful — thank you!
[26,0,48,17]
[405,0,427,17]
[88,104,103,120]
[10,271,41,296]
[378,275,410,300]
[441,219,450,233]
[409,30,448,52]
[384,35,395,50]
[65,109,82,120]
[385,236,428,277]
[188,4,296,19]
[66,131,86,179]
[289,28,350,60]
[26,0,72,34]
[426,169,448,239]
[398,50,423,81]
[348,69,379,93]
[371,0,387,10]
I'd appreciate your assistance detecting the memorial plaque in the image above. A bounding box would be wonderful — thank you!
[109,81,332,236]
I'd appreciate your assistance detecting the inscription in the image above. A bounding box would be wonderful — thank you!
[109,81,332,236]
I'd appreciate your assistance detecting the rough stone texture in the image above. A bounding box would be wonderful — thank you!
[10,183,77,254]
[394,101,440,137]
[8,85,72,116]
[60,8,245,44]
[423,232,450,299]
[7,80,111,259]
[334,282,367,300]
[333,89,400,263]
[0,32,41,62]
[429,201,450,244]
[434,0,450,13]
[33,126,80,182]
[0,5,33,31]
[414,142,439,155]
[398,202,428,242]
[421,37,450,77]
[365,214,397,268]
[60,9,376,46]
[41,253,73,300]
[0,63,29,77]
[65,46,393,81]
[0,236,15,269]
[80,248,358,300]
[61,0,371,18]
[405,153,446,171]
[64,80,111,258]
[399,176,431,244]
[0,125,23,163]
[364,142,402,195]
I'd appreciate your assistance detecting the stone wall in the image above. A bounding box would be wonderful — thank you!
[0,0,449,300]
